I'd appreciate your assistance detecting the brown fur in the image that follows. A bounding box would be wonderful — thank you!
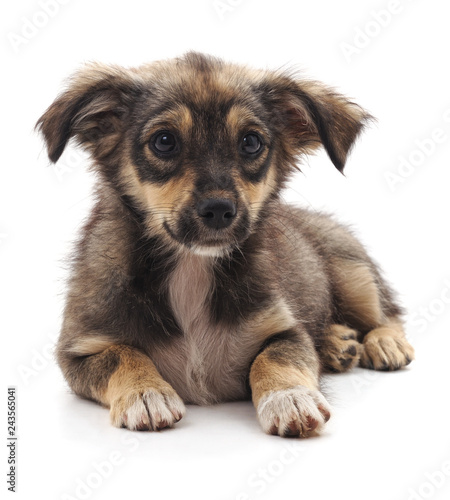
[319,324,362,373]
[332,260,384,331]
[37,52,414,436]
[104,346,185,430]
[360,318,415,370]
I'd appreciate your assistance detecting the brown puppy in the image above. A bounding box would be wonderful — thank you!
[37,52,414,437]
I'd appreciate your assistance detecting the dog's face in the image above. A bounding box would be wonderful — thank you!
[37,52,369,256]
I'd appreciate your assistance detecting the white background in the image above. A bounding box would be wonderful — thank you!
[2,1,450,499]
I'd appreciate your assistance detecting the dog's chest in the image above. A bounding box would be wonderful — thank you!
[167,253,213,337]
[153,253,251,404]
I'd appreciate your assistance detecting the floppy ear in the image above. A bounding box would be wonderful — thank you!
[36,63,138,163]
[260,76,372,172]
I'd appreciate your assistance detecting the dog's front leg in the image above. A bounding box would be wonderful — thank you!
[250,331,331,437]
[64,344,185,431]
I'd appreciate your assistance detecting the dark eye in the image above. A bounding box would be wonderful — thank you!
[241,133,263,155]
[150,131,178,155]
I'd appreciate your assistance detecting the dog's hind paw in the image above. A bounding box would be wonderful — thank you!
[320,324,362,373]
[359,324,415,371]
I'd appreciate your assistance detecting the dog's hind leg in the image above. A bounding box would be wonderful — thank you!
[329,258,415,371]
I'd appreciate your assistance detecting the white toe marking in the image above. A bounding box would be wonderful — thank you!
[115,389,186,431]
[143,389,186,429]
[257,386,332,436]
[124,398,150,430]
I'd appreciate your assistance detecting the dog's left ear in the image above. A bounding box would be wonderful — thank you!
[259,76,372,172]
[36,63,138,163]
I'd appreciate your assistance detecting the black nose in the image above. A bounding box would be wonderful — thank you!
[197,199,237,229]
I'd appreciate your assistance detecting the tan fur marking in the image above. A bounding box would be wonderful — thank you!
[245,299,297,341]
[141,173,194,221]
[250,352,318,408]
[360,318,415,371]
[226,104,269,136]
[91,346,163,404]
[120,162,195,242]
[178,105,193,134]
[235,166,277,223]
[67,336,116,356]
[319,324,362,373]
[140,105,193,142]
[333,260,384,330]
[97,345,185,430]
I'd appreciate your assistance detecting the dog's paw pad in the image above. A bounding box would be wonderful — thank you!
[111,388,185,431]
[257,386,331,438]
[321,325,362,373]
[360,330,415,371]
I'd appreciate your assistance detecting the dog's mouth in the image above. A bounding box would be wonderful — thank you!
[163,220,237,256]
[189,243,233,257]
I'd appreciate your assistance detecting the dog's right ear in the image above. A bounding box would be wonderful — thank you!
[36,63,138,163]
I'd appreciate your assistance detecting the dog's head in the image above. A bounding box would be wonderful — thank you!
[37,52,370,256]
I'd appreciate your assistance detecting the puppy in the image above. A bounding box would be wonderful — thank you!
[37,52,414,437]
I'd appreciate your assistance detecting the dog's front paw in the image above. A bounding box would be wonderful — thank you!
[256,386,331,438]
[360,327,415,371]
[110,387,185,431]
